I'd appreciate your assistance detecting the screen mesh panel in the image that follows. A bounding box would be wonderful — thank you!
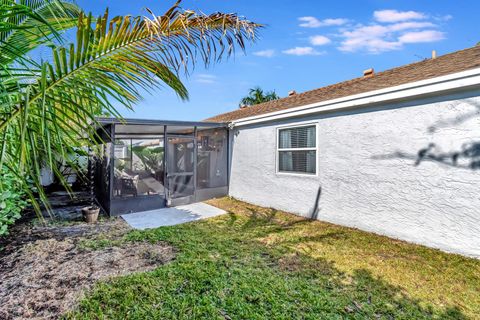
[196,128,228,189]
[166,137,194,174]
[112,138,165,198]
[167,137,195,199]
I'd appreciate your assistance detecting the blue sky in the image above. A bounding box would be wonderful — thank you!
[76,0,480,121]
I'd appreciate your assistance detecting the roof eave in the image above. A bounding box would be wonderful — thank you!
[230,66,480,127]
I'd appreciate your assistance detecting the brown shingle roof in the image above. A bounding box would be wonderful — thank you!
[205,46,480,122]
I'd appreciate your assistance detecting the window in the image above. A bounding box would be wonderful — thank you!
[277,124,317,174]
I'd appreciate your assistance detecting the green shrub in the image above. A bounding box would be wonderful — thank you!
[0,169,28,236]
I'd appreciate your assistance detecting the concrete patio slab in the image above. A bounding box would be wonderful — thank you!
[121,202,227,230]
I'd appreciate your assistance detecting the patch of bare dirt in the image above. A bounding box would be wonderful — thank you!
[0,219,176,319]
[277,252,334,276]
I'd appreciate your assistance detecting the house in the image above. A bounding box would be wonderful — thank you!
[94,46,480,257]
[205,45,480,257]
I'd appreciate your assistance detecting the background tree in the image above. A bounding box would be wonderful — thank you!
[0,0,260,233]
[239,86,279,107]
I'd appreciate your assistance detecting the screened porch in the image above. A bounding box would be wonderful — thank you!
[93,118,229,216]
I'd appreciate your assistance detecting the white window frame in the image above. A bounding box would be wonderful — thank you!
[276,121,319,176]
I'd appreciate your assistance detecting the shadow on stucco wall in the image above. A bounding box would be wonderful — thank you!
[373,142,480,170]
[372,98,480,170]
[427,98,480,133]
[309,185,322,220]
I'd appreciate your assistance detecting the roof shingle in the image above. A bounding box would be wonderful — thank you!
[205,46,480,122]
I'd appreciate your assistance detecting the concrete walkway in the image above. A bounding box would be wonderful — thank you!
[121,202,227,230]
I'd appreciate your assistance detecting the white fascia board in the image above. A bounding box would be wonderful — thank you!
[232,67,480,127]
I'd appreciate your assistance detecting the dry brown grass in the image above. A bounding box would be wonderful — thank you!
[0,219,175,319]
[208,197,480,318]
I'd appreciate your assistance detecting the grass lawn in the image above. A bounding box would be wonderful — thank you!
[68,197,480,319]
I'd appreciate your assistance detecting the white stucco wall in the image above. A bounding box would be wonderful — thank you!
[228,89,480,257]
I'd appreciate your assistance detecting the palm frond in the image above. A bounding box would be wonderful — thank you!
[0,1,261,215]
[0,0,81,66]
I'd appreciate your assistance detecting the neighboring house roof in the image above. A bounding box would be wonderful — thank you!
[205,46,480,123]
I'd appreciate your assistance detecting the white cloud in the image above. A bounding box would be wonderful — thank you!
[321,18,349,26]
[298,17,320,28]
[338,19,444,53]
[339,38,401,53]
[309,35,331,46]
[253,49,275,58]
[283,47,324,56]
[388,21,436,31]
[433,14,453,22]
[339,25,401,53]
[374,9,426,23]
[299,17,321,28]
[194,74,217,84]
[299,16,348,28]
[398,30,445,43]
[294,9,448,54]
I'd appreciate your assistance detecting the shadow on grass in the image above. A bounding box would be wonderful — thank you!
[239,207,315,236]
[226,211,238,226]
[241,207,278,230]
[234,208,468,319]
[289,231,348,244]
[69,206,469,319]
[275,249,465,318]
[346,269,466,319]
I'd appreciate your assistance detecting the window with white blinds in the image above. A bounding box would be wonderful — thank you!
[277,124,317,174]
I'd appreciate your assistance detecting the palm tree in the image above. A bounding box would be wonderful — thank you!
[0,0,260,217]
[239,86,279,107]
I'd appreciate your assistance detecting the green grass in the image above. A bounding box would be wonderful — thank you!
[77,237,124,250]
[67,197,480,319]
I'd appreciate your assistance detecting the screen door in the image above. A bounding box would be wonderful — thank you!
[166,136,195,206]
